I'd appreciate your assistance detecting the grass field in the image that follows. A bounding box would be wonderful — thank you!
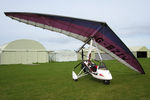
[0,59,150,100]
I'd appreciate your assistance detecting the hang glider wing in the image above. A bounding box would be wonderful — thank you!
[4,12,145,74]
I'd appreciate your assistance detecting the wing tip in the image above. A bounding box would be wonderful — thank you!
[140,66,145,74]
[4,12,24,16]
[141,71,145,74]
[4,12,9,16]
[4,12,14,16]
[139,68,145,74]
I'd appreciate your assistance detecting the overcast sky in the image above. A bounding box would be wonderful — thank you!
[0,0,150,50]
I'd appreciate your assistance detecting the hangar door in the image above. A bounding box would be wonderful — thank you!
[137,51,147,58]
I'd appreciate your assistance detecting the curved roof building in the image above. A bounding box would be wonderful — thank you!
[0,39,48,64]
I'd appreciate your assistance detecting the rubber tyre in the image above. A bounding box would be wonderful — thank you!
[73,79,78,81]
[103,80,110,85]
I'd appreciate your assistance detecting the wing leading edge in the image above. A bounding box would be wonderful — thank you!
[4,12,145,74]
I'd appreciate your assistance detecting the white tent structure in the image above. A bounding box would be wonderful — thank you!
[49,50,77,62]
[130,46,150,58]
[0,39,48,64]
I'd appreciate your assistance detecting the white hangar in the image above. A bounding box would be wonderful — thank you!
[0,39,48,64]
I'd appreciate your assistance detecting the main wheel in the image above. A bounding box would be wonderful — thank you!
[73,79,78,81]
[103,80,110,85]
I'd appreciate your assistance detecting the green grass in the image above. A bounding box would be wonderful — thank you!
[0,59,150,100]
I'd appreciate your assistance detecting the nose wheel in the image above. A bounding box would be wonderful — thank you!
[103,80,110,85]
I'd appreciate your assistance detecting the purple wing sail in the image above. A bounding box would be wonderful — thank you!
[4,12,145,74]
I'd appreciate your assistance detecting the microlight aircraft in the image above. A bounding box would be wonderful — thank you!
[72,38,112,84]
[5,12,145,84]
